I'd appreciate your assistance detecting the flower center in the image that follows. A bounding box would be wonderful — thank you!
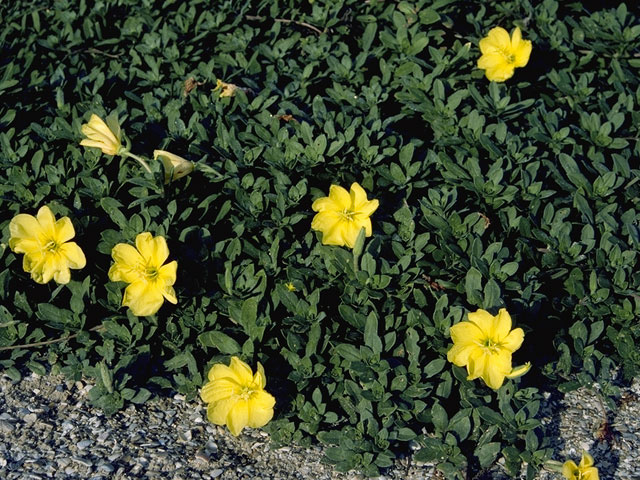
[44,240,59,253]
[238,386,255,401]
[340,209,356,221]
[480,338,502,354]
[501,49,516,64]
[145,266,159,280]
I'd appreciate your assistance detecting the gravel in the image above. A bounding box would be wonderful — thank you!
[0,373,637,479]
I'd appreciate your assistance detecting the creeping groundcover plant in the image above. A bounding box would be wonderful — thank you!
[2,0,640,479]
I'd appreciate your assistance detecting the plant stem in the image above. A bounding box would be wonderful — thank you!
[0,325,105,352]
[123,151,152,173]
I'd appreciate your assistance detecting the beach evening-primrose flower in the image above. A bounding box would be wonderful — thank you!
[80,113,152,173]
[80,114,122,155]
[108,232,177,316]
[311,182,379,248]
[201,356,276,436]
[447,308,531,389]
[9,206,86,284]
[562,451,599,480]
[153,150,194,184]
[478,26,532,82]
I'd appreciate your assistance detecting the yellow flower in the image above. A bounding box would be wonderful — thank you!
[108,232,178,316]
[80,114,122,155]
[562,451,599,480]
[8,206,86,284]
[213,79,240,98]
[478,26,532,82]
[447,308,530,389]
[311,182,379,248]
[285,282,296,292]
[153,150,194,184]
[201,356,276,436]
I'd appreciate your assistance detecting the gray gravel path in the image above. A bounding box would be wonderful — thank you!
[0,373,638,479]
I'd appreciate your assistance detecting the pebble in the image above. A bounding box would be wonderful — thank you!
[2,374,639,480]
[76,440,92,450]
[23,413,37,425]
[210,468,224,478]
[0,420,15,433]
[71,456,93,468]
[97,463,114,473]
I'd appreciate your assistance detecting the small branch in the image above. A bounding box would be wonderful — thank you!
[245,15,325,35]
[0,325,105,352]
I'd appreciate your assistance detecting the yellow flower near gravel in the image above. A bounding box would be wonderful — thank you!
[478,26,532,82]
[153,150,194,184]
[9,206,86,284]
[201,356,276,436]
[80,114,122,155]
[447,308,531,390]
[108,232,177,316]
[311,182,379,248]
[562,451,599,480]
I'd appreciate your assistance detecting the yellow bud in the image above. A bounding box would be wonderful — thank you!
[153,150,194,184]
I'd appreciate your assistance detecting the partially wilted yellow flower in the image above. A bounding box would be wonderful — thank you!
[9,206,86,284]
[108,232,177,316]
[478,26,532,82]
[80,113,122,155]
[562,451,599,480]
[201,356,276,436]
[447,308,530,390]
[311,182,379,248]
[213,79,240,97]
[153,150,194,184]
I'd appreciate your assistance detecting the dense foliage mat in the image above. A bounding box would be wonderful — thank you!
[2,0,640,478]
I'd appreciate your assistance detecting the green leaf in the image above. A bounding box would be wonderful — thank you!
[475,442,501,468]
[364,313,383,354]
[198,331,241,354]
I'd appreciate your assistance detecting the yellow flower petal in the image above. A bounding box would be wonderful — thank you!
[580,451,595,468]
[122,280,164,316]
[58,242,87,269]
[36,206,57,240]
[208,363,235,382]
[247,391,275,428]
[227,400,249,436]
[483,350,512,390]
[493,308,513,342]
[135,232,170,267]
[562,460,579,480]
[207,398,236,426]
[9,214,40,246]
[255,362,267,389]
[229,357,254,385]
[467,309,495,336]
[328,184,351,209]
[201,378,239,403]
[481,27,511,53]
[514,39,532,67]
[447,343,479,367]
[506,362,531,379]
[501,327,525,353]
